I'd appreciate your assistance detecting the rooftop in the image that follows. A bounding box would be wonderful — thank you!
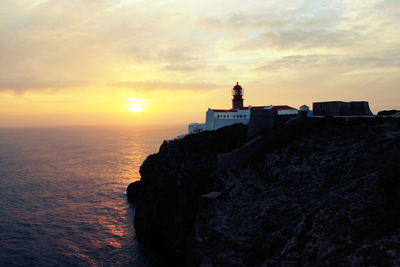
[211,105,297,113]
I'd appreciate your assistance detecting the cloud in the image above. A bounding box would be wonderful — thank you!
[163,57,207,72]
[109,81,223,91]
[0,78,89,93]
[1,0,399,106]
[255,49,400,82]
[214,65,231,72]
[222,10,361,51]
[256,55,337,71]
[246,29,359,50]
[198,0,400,55]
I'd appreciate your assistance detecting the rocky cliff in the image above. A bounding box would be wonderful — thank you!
[127,124,250,265]
[127,117,400,266]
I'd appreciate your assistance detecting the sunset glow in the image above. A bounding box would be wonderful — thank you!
[128,104,142,113]
[125,97,148,113]
[0,0,399,127]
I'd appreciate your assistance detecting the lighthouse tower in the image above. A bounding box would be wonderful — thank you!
[232,82,244,109]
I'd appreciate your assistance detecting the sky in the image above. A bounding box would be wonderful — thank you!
[1,0,399,127]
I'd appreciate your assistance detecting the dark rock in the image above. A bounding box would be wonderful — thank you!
[128,117,400,266]
[377,109,400,116]
[126,181,142,204]
[130,124,250,265]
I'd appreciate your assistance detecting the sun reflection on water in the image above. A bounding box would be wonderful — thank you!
[0,125,186,266]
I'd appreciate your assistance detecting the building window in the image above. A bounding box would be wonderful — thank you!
[244,115,246,118]
[217,115,219,118]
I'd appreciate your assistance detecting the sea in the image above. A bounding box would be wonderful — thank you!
[0,125,186,266]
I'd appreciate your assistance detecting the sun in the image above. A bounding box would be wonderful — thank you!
[125,97,149,113]
[127,103,143,113]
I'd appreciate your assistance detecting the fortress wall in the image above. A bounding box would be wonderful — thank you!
[313,101,342,116]
[231,136,264,166]
[277,114,298,125]
[217,152,233,171]
[347,101,373,116]
[313,101,373,116]
[248,109,277,137]
[217,136,265,170]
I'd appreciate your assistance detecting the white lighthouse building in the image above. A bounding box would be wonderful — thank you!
[188,83,298,134]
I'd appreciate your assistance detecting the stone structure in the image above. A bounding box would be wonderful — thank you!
[232,82,244,109]
[188,123,205,134]
[313,101,373,116]
[188,83,298,134]
[217,136,264,170]
[247,109,277,137]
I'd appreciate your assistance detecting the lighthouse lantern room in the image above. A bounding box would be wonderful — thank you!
[232,82,244,109]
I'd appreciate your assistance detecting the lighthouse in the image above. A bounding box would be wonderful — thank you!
[187,82,298,134]
[232,82,244,109]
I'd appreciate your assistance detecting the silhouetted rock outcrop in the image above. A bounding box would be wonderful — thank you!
[377,109,400,116]
[129,124,250,265]
[128,117,400,266]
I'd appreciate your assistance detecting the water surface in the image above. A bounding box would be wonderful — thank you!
[0,125,185,266]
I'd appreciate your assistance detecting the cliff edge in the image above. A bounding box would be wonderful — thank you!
[128,117,400,266]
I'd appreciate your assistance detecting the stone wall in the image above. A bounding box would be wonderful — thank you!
[217,136,265,170]
[313,101,373,116]
[248,109,277,137]
[205,109,249,131]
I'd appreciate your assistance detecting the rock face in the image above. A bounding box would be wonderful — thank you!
[129,124,250,264]
[377,110,400,116]
[128,117,400,266]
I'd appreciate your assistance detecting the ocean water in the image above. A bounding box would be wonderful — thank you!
[0,125,185,266]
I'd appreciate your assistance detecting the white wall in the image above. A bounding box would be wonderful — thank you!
[193,107,298,133]
[205,109,250,131]
[277,110,298,115]
[188,123,205,133]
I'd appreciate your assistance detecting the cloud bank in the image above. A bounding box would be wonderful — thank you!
[0,0,398,108]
